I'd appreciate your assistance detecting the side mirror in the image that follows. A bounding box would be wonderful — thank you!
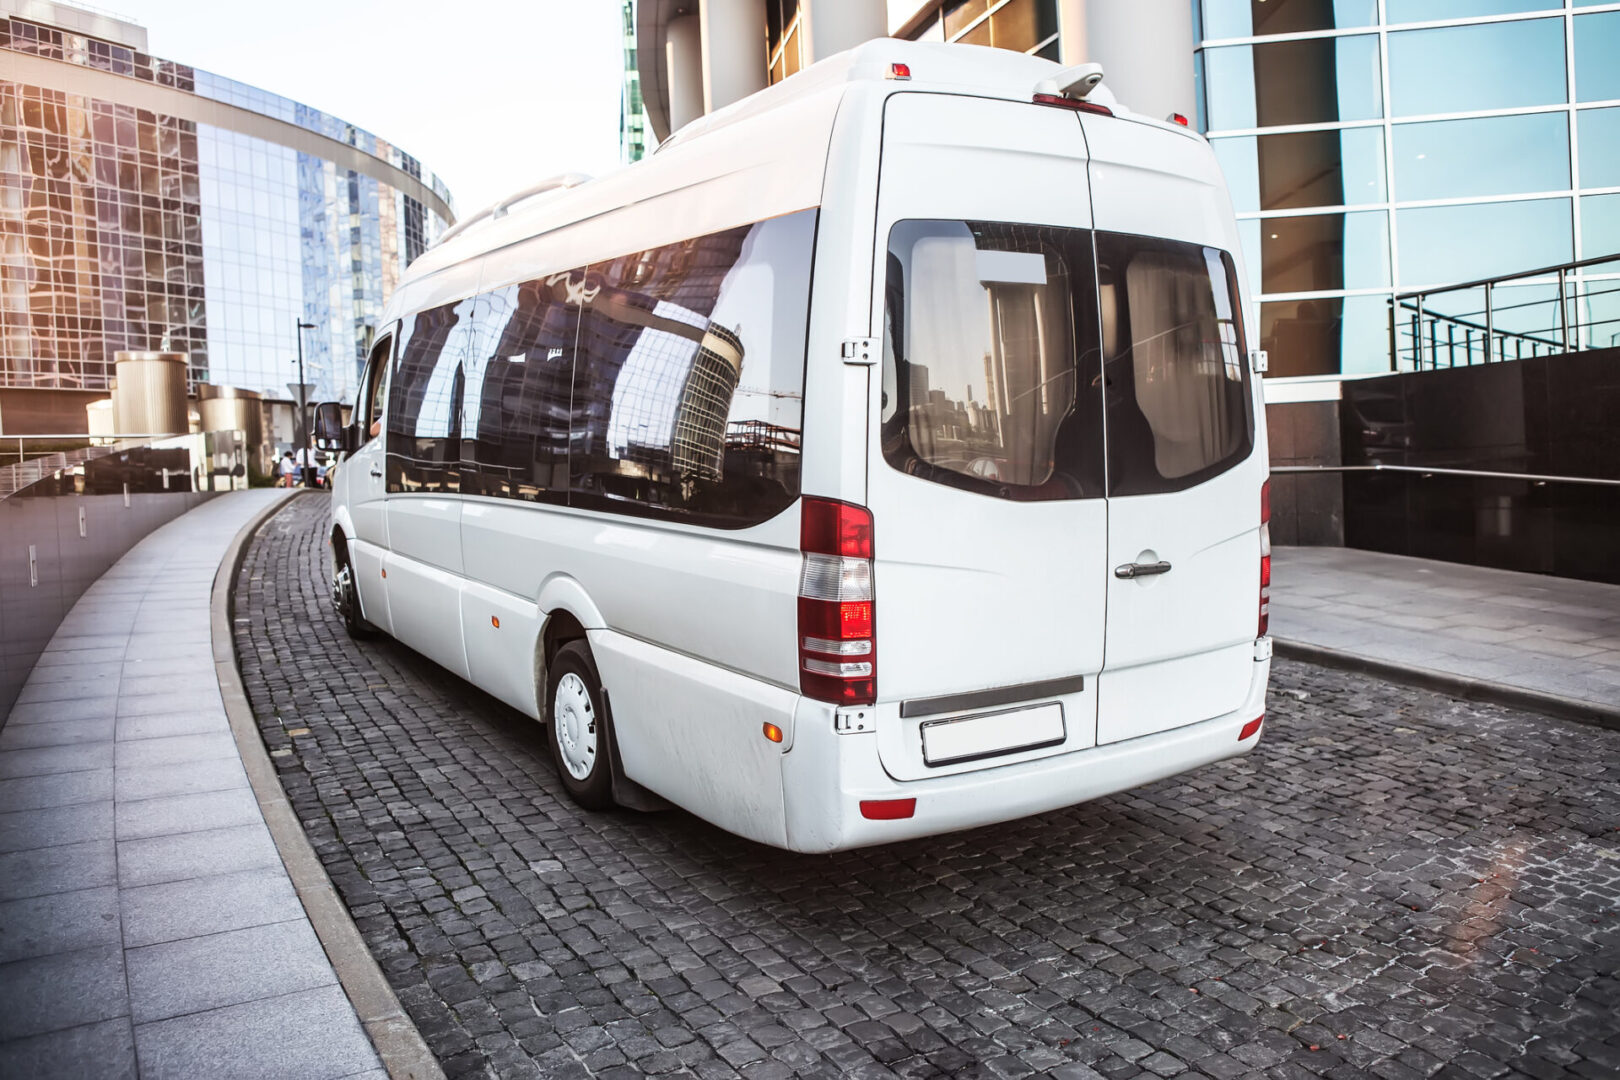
[312,402,346,450]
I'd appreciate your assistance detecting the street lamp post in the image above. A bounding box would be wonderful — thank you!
[295,319,317,486]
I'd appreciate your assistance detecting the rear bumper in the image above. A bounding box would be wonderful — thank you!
[780,657,1270,853]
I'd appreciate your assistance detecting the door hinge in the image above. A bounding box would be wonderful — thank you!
[834,707,873,734]
[841,338,878,366]
[1250,348,1269,374]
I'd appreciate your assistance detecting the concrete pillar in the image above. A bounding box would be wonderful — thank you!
[666,14,705,133]
[699,0,768,115]
[801,0,888,64]
[1057,0,1088,66]
[1063,0,1197,123]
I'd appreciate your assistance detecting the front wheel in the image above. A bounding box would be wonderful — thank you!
[331,546,376,639]
[546,641,616,810]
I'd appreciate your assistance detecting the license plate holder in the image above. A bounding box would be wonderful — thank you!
[920,702,1066,767]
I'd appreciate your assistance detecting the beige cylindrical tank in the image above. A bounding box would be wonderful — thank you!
[85,398,116,442]
[111,351,188,436]
[196,384,268,478]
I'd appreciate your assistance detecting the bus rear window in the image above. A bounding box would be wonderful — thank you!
[881,220,1104,501]
[1096,233,1255,496]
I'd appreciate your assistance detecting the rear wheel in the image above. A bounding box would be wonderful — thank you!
[546,641,616,810]
[331,545,376,639]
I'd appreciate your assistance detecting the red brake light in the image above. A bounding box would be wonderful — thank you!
[1259,480,1271,637]
[1033,93,1113,117]
[802,497,872,559]
[800,498,876,706]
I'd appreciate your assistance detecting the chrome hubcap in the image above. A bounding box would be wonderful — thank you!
[332,561,353,618]
[554,673,597,781]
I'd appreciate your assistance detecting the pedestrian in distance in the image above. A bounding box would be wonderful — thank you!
[278,450,298,488]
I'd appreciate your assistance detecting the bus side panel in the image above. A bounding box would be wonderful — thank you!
[460,576,542,720]
[591,628,792,849]
[381,549,471,681]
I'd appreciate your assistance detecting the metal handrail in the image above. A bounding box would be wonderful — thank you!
[1388,252,1620,370]
[1271,463,1620,488]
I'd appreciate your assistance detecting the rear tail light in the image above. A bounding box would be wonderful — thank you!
[1033,93,1113,117]
[799,498,875,705]
[1259,479,1271,637]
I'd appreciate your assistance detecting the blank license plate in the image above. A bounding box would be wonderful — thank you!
[921,702,1066,767]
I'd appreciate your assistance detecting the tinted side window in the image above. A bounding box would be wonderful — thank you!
[567,209,815,528]
[357,333,392,446]
[459,279,578,502]
[387,297,474,493]
[882,220,1104,501]
[1096,233,1254,496]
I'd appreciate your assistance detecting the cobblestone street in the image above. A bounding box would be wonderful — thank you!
[234,494,1620,1080]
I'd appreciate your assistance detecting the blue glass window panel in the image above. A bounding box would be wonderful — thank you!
[1581,194,1620,272]
[1215,127,1386,211]
[1394,113,1569,201]
[1574,13,1620,103]
[1261,210,1390,292]
[1386,1,1558,23]
[1578,110,1620,188]
[1397,198,1572,285]
[1204,35,1381,129]
[1237,218,1263,298]
[1257,294,1390,376]
[1201,0,1377,39]
[1388,19,1566,116]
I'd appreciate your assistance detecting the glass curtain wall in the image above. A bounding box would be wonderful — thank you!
[1198,0,1620,378]
[1,15,452,405]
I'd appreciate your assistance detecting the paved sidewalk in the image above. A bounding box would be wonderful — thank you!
[1272,545,1620,720]
[0,489,384,1080]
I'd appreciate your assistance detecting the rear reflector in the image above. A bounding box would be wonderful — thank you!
[800,498,876,705]
[860,798,916,820]
[1033,93,1113,117]
[1239,715,1263,741]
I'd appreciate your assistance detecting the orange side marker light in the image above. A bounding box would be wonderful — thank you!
[491,616,500,629]
[762,722,783,744]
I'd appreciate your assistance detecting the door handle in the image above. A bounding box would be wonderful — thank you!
[1115,560,1172,579]
[369,465,383,478]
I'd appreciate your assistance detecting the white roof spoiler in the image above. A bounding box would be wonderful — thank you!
[1034,62,1105,101]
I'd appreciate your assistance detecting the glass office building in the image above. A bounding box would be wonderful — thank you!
[0,4,453,424]
[1198,0,1620,378]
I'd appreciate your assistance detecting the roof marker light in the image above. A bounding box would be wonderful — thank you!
[888,63,911,80]
[1168,112,1190,127]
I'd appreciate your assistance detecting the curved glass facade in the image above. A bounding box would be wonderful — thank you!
[1198,0,1620,377]
[0,11,453,407]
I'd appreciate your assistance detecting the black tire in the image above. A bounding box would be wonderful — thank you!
[331,544,377,640]
[546,641,616,810]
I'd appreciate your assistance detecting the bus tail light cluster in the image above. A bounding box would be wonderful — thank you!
[799,498,875,706]
[1259,479,1272,637]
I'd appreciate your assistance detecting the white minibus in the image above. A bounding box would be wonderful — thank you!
[315,40,1273,853]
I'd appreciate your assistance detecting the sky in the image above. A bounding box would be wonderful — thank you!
[117,0,628,215]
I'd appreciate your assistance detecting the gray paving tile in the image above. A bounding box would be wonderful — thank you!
[115,787,262,841]
[40,634,129,652]
[114,756,245,803]
[0,885,121,964]
[118,673,219,699]
[115,709,228,741]
[117,691,220,719]
[3,696,120,725]
[113,732,238,770]
[0,839,116,901]
[123,639,210,662]
[121,866,301,949]
[0,768,113,812]
[0,742,113,780]
[116,822,278,889]
[0,1017,136,1080]
[0,799,113,854]
[127,919,335,1023]
[132,985,377,1080]
[24,661,123,685]
[0,715,115,750]
[120,656,219,679]
[15,679,124,706]
[0,944,128,1041]
[33,646,125,667]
